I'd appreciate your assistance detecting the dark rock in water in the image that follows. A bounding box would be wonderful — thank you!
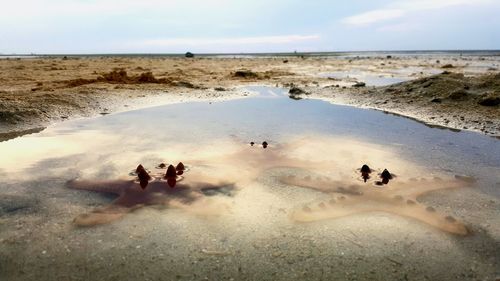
[353,82,366,88]
[447,89,470,101]
[430,98,442,103]
[289,87,308,100]
[262,141,268,148]
[250,142,255,146]
[185,52,194,58]
[157,163,167,169]
[289,87,307,95]
[478,96,500,106]
[386,55,392,59]
[441,64,454,69]
[214,87,226,91]
[442,71,451,75]
[283,59,289,63]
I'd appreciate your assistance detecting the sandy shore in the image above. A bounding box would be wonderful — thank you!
[1,54,499,140]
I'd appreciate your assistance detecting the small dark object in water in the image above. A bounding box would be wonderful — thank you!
[250,142,255,146]
[283,59,289,63]
[380,169,393,184]
[360,164,372,182]
[441,64,454,69]
[289,87,307,95]
[262,141,268,148]
[353,82,366,88]
[430,98,442,103]
[136,165,151,189]
[157,163,166,169]
[176,162,185,175]
[185,52,194,58]
[165,165,177,188]
[386,55,392,59]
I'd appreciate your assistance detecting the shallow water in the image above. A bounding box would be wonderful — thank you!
[320,70,411,86]
[0,86,499,280]
[319,67,444,86]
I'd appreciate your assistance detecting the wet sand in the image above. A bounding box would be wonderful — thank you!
[1,54,499,141]
[0,86,499,281]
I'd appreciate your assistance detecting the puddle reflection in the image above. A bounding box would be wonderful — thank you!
[0,86,497,234]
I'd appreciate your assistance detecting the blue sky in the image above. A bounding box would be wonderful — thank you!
[1,0,499,54]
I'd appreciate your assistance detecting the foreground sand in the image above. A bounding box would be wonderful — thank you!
[0,54,499,140]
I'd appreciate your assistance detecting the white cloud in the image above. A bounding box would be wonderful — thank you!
[341,9,404,26]
[135,35,321,47]
[342,0,495,26]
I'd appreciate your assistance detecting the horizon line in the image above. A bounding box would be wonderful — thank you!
[2,49,500,57]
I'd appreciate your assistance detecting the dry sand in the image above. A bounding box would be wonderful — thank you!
[1,54,499,141]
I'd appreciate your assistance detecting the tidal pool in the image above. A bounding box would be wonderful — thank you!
[0,87,498,281]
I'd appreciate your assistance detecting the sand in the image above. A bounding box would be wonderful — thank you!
[1,54,499,141]
[1,59,499,281]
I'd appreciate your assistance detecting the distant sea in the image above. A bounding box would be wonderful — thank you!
[1,50,500,59]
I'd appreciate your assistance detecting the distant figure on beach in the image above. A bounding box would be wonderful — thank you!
[262,141,268,148]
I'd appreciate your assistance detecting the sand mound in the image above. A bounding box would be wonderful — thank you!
[63,69,173,87]
[383,72,500,106]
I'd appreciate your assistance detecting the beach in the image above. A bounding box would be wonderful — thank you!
[1,53,499,141]
[0,53,499,281]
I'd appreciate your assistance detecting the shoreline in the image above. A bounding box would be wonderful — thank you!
[1,55,499,141]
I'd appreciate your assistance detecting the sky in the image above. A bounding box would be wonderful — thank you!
[1,0,499,54]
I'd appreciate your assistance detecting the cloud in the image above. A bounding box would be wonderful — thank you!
[341,9,404,26]
[341,0,494,26]
[135,35,321,47]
